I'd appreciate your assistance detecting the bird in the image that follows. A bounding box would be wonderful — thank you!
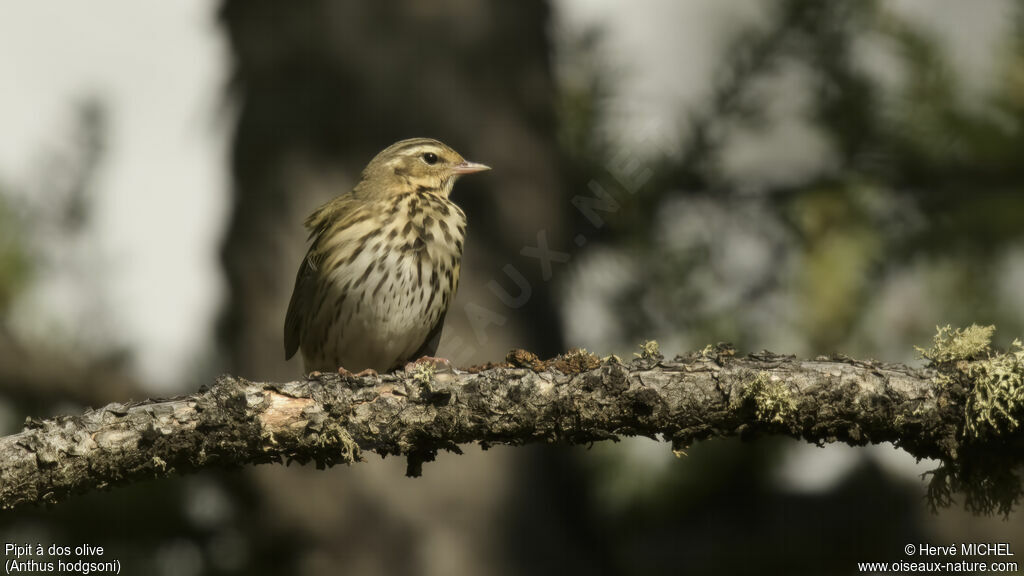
[284,138,490,374]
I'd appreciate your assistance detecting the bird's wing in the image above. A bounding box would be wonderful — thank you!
[283,250,316,360]
[283,194,367,361]
[409,310,447,363]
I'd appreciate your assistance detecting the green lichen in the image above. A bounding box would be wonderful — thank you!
[742,371,796,425]
[962,340,1024,438]
[412,362,436,385]
[913,325,1024,516]
[916,324,996,364]
[310,422,361,466]
[918,325,1024,439]
[635,340,660,360]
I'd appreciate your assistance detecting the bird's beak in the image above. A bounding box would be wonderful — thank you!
[452,161,491,174]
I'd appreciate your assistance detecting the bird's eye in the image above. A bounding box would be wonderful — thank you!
[422,152,438,165]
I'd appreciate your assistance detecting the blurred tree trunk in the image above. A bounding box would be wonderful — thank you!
[218,2,573,574]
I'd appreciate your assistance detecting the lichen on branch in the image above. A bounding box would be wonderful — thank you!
[0,328,1022,515]
[918,324,1024,439]
[916,324,1024,514]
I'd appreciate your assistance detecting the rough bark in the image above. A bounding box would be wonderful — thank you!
[6,346,1017,512]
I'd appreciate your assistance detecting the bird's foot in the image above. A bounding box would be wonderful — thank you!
[404,356,455,373]
[337,366,379,378]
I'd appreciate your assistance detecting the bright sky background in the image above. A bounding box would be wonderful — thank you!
[0,0,226,389]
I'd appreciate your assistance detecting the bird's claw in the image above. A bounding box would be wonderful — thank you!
[338,366,379,378]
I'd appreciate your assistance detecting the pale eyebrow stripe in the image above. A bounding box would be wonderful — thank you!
[388,139,442,156]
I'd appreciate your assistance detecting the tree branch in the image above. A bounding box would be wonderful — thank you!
[2,343,1022,513]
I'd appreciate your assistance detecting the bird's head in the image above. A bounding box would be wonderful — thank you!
[358,137,490,199]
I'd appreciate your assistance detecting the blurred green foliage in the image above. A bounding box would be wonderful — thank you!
[553,0,1024,572]
[0,190,29,314]
[568,0,1024,358]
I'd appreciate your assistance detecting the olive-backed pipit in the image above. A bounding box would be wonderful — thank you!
[284,138,490,373]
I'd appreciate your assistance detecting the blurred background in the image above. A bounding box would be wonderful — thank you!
[1,0,1023,574]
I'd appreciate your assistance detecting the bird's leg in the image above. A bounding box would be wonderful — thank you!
[404,356,455,373]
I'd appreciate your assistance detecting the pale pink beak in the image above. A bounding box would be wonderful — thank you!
[451,161,491,174]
